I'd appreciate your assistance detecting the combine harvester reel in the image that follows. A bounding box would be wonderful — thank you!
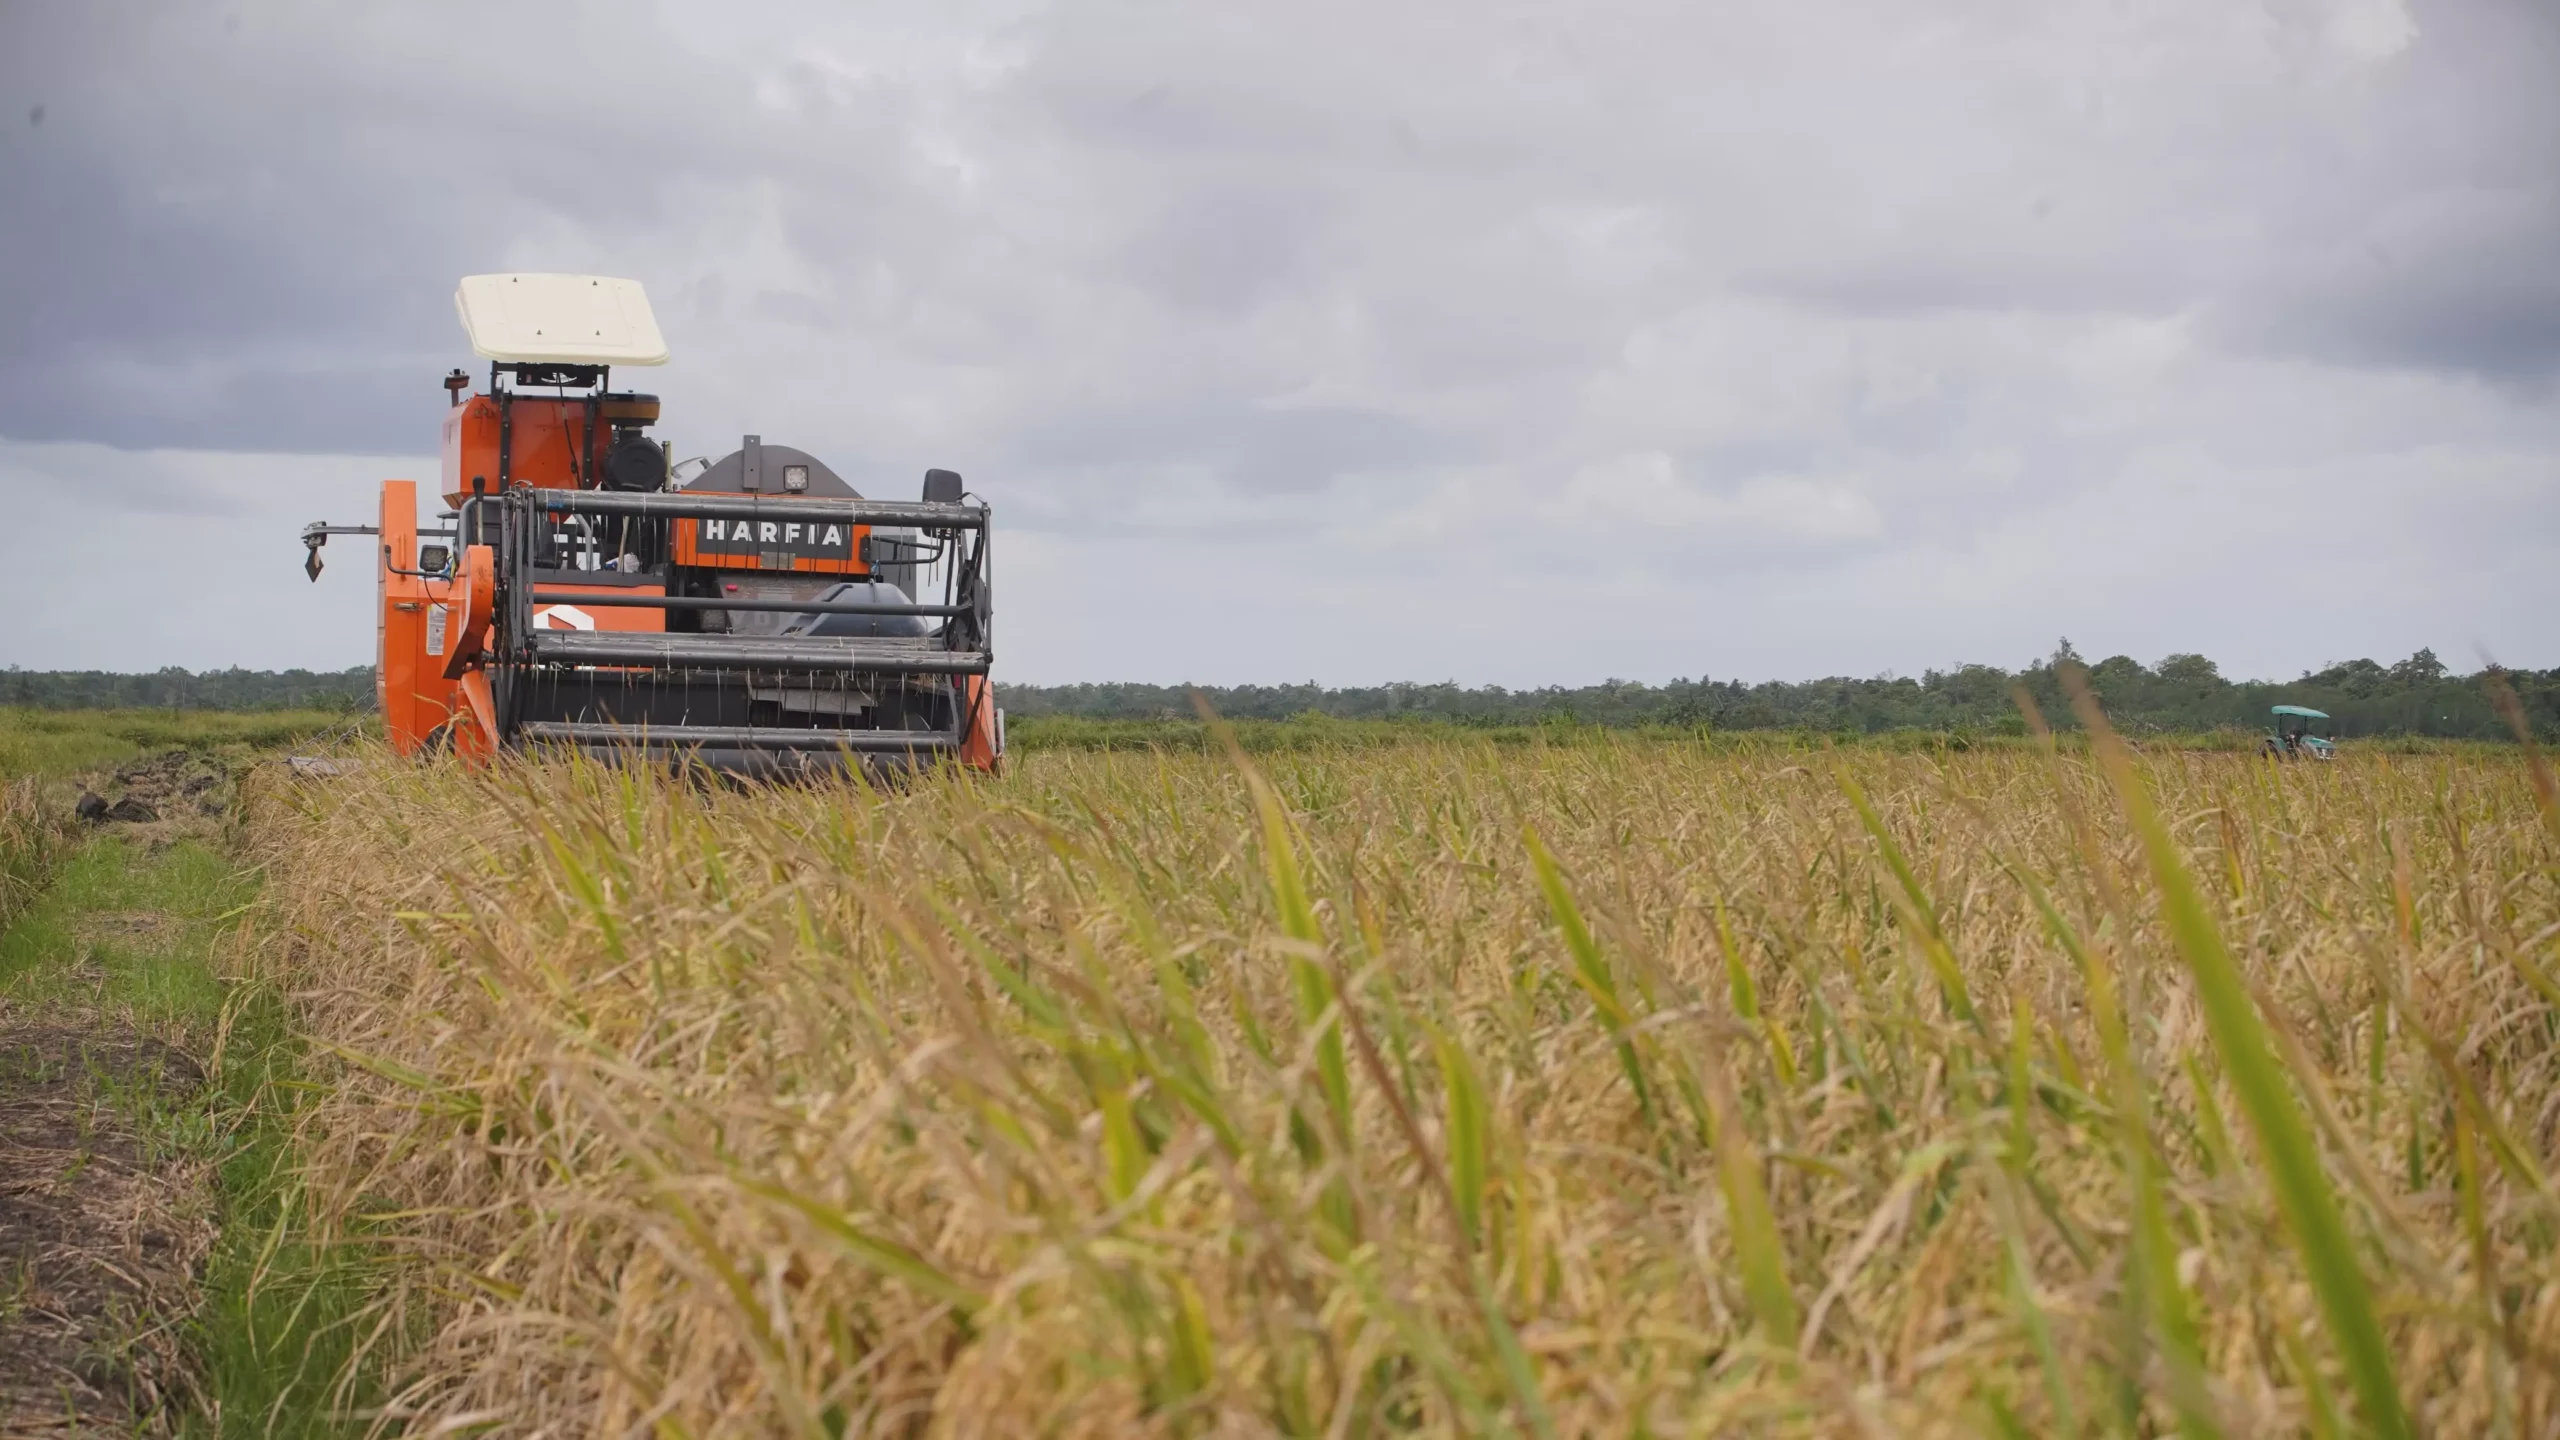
[300,274,1001,777]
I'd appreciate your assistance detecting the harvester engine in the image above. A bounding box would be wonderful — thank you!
[300,274,1000,776]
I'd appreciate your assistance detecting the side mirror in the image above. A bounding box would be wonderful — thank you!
[300,520,380,583]
[417,544,452,573]
[922,468,965,504]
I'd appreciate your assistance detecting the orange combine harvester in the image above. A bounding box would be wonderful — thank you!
[300,275,1000,776]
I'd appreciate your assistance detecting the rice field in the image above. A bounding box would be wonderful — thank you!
[0,705,359,782]
[246,723,2560,1436]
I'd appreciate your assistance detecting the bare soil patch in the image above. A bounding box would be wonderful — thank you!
[0,1013,215,1435]
[73,912,185,946]
[71,754,235,853]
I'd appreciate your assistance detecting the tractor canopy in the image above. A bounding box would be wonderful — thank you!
[2267,704,2337,758]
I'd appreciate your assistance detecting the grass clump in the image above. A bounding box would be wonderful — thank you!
[174,986,395,1440]
[250,737,2560,1434]
[0,779,75,934]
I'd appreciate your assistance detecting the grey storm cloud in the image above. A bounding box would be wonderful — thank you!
[10,0,2543,454]
[1,0,2554,682]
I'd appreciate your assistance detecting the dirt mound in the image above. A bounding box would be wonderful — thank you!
[0,1018,215,1434]
[70,753,235,849]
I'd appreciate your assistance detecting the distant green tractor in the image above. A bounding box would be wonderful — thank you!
[2264,705,2337,760]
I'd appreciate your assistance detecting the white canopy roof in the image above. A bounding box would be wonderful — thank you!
[454,274,669,366]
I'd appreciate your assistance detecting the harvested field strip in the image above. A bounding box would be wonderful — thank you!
[0,840,238,1027]
[0,1015,217,1433]
[0,807,388,1438]
[0,831,244,1434]
[254,741,2560,1435]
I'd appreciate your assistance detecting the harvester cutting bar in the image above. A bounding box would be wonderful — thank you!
[531,490,987,529]
[525,631,990,674]
[519,722,959,752]
[528,590,970,618]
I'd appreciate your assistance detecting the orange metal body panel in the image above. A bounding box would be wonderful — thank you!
[441,394,607,504]
[375,480,476,755]
[455,671,498,753]
[669,514,874,576]
[438,545,497,681]
[960,675,999,772]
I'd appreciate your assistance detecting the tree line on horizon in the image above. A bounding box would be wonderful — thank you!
[0,665,376,713]
[2,646,2551,739]
[1005,645,2556,740]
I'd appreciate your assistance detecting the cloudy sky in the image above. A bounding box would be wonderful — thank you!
[2,0,2553,685]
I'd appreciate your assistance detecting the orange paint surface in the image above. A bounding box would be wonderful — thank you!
[442,392,614,504]
[375,479,467,755]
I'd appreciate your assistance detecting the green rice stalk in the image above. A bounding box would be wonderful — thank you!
[2070,677,2413,1440]
[1698,1032,1800,1345]
[1838,768,1986,1037]
[1432,1023,1491,1249]
[1524,825,1657,1129]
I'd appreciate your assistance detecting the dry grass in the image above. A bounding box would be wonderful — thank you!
[246,734,2560,1436]
[0,779,75,935]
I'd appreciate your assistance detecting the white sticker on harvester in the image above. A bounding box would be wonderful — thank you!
[535,604,596,631]
[426,603,448,656]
